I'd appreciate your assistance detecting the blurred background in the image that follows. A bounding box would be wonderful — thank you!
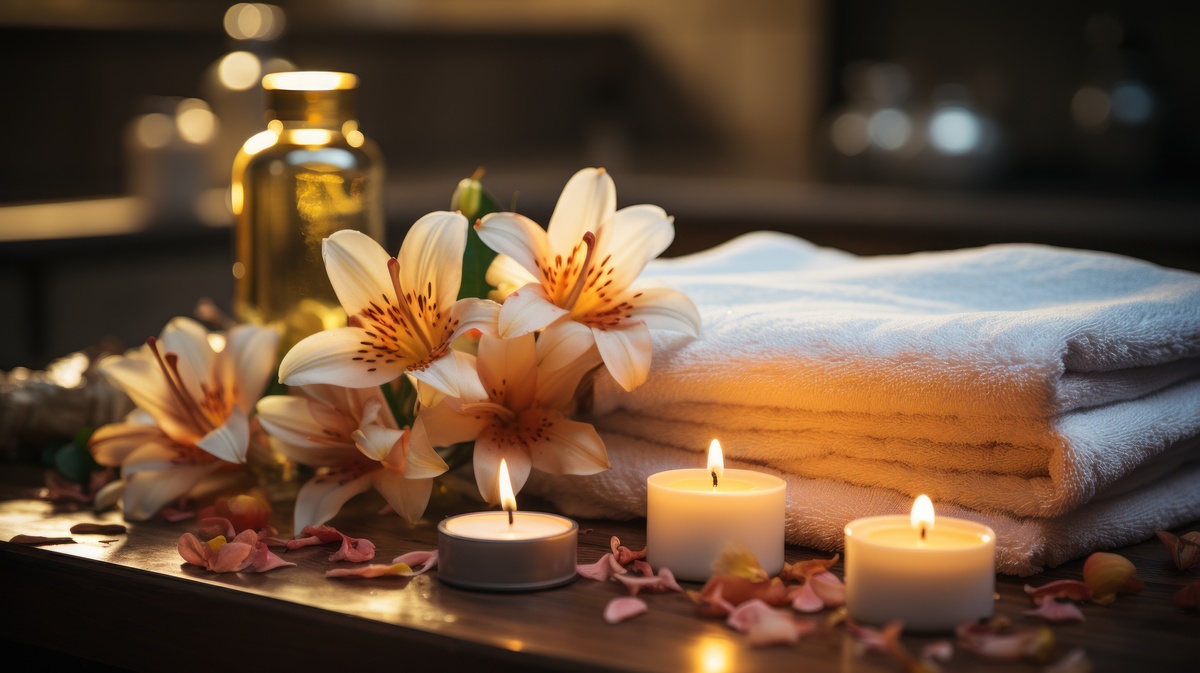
[2,0,1198,370]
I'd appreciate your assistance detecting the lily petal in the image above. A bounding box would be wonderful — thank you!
[476,212,554,283]
[223,324,280,414]
[121,440,191,477]
[485,253,536,301]
[292,469,374,533]
[159,317,217,403]
[353,423,403,463]
[98,351,196,444]
[478,334,538,413]
[397,211,467,314]
[599,205,675,292]
[123,462,222,521]
[625,286,702,337]
[195,406,250,464]
[411,402,490,454]
[547,168,616,253]
[372,470,433,524]
[409,349,488,402]
[323,229,395,318]
[279,326,408,388]
[401,427,451,480]
[90,422,167,467]
[255,396,349,460]
[449,297,501,340]
[473,434,532,504]
[496,284,569,338]
[592,321,652,392]
[535,322,603,411]
[524,410,609,476]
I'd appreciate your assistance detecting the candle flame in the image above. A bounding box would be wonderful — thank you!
[911,494,935,539]
[707,439,724,488]
[499,458,517,523]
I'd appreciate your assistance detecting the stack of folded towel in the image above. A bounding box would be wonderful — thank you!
[527,232,1200,575]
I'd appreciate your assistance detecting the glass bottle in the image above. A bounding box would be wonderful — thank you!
[232,71,385,353]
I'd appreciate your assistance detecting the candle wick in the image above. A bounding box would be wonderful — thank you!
[507,509,514,526]
[920,525,926,541]
[711,470,718,489]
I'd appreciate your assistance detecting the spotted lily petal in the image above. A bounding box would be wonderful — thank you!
[624,286,702,336]
[159,317,217,403]
[476,212,554,285]
[279,326,409,388]
[323,229,396,317]
[473,433,533,504]
[396,212,467,311]
[525,410,609,476]
[408,349,488,402]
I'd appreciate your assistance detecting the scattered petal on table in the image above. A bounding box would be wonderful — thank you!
[1082,552,1144,605]
[1156,530,1200,572]
[69,523,127,535]
[1024,579,1093,603]
[9,534,75,546]
[1024,600,1086,624]
[604,596,648,624]
[578,553,627,581]
[613,567,682,596]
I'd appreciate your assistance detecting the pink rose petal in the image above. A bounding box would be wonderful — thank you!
[613,568,683,596]
[326,563,421,579]
[211,541,257,573]
[789,582,824,613]
[1024,599,1085,624]
[250,543,297,572]
[177,532,207,567]
[810,572,845,607]
[1024,579,1093,603]
[610,536,647,566]
[628,559,654,576]
[329,534,376,563]
[845,621,890,655]
[393,550,438,575]
[578,553,627,581]
[603,596,648,624]
[727,599,777,633]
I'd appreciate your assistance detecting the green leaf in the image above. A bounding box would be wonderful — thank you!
[380,376,419,427]
[451,172,502,300]
[53,440,102,485]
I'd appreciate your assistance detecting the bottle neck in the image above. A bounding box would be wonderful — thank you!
[265,88,357,131]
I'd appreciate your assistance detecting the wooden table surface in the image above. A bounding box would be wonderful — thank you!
[0,468,1195,673]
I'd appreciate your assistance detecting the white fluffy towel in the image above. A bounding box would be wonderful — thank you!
[526,232,1200,574]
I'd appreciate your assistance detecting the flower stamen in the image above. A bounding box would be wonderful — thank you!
[147,337,214,434]
[561,231,597,311]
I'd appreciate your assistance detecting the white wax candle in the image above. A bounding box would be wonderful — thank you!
[442,512,574,540]
[647,467,786,582]
[845,500,996,632]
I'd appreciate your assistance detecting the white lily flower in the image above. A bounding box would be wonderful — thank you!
[411,332,609,504]
[475,168,700,391]
[256,384,449,533]
[88,317,279,520]
[277,211,500,399]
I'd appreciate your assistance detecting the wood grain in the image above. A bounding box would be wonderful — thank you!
[0,469,1195,672]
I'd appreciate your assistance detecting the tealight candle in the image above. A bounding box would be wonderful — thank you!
[845,494,996,632]
[437,460,578,591]
[647,440,786,581]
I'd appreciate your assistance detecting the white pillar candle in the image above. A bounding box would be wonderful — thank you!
[845,495,996,632]
[438,459,578,591]
[647,440,786,582]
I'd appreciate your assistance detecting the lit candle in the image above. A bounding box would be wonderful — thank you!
[647,440,786,582]
[437,459,578,591]
[844,494,996,631]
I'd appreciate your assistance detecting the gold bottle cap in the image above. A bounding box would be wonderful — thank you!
[262,71,358,125]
